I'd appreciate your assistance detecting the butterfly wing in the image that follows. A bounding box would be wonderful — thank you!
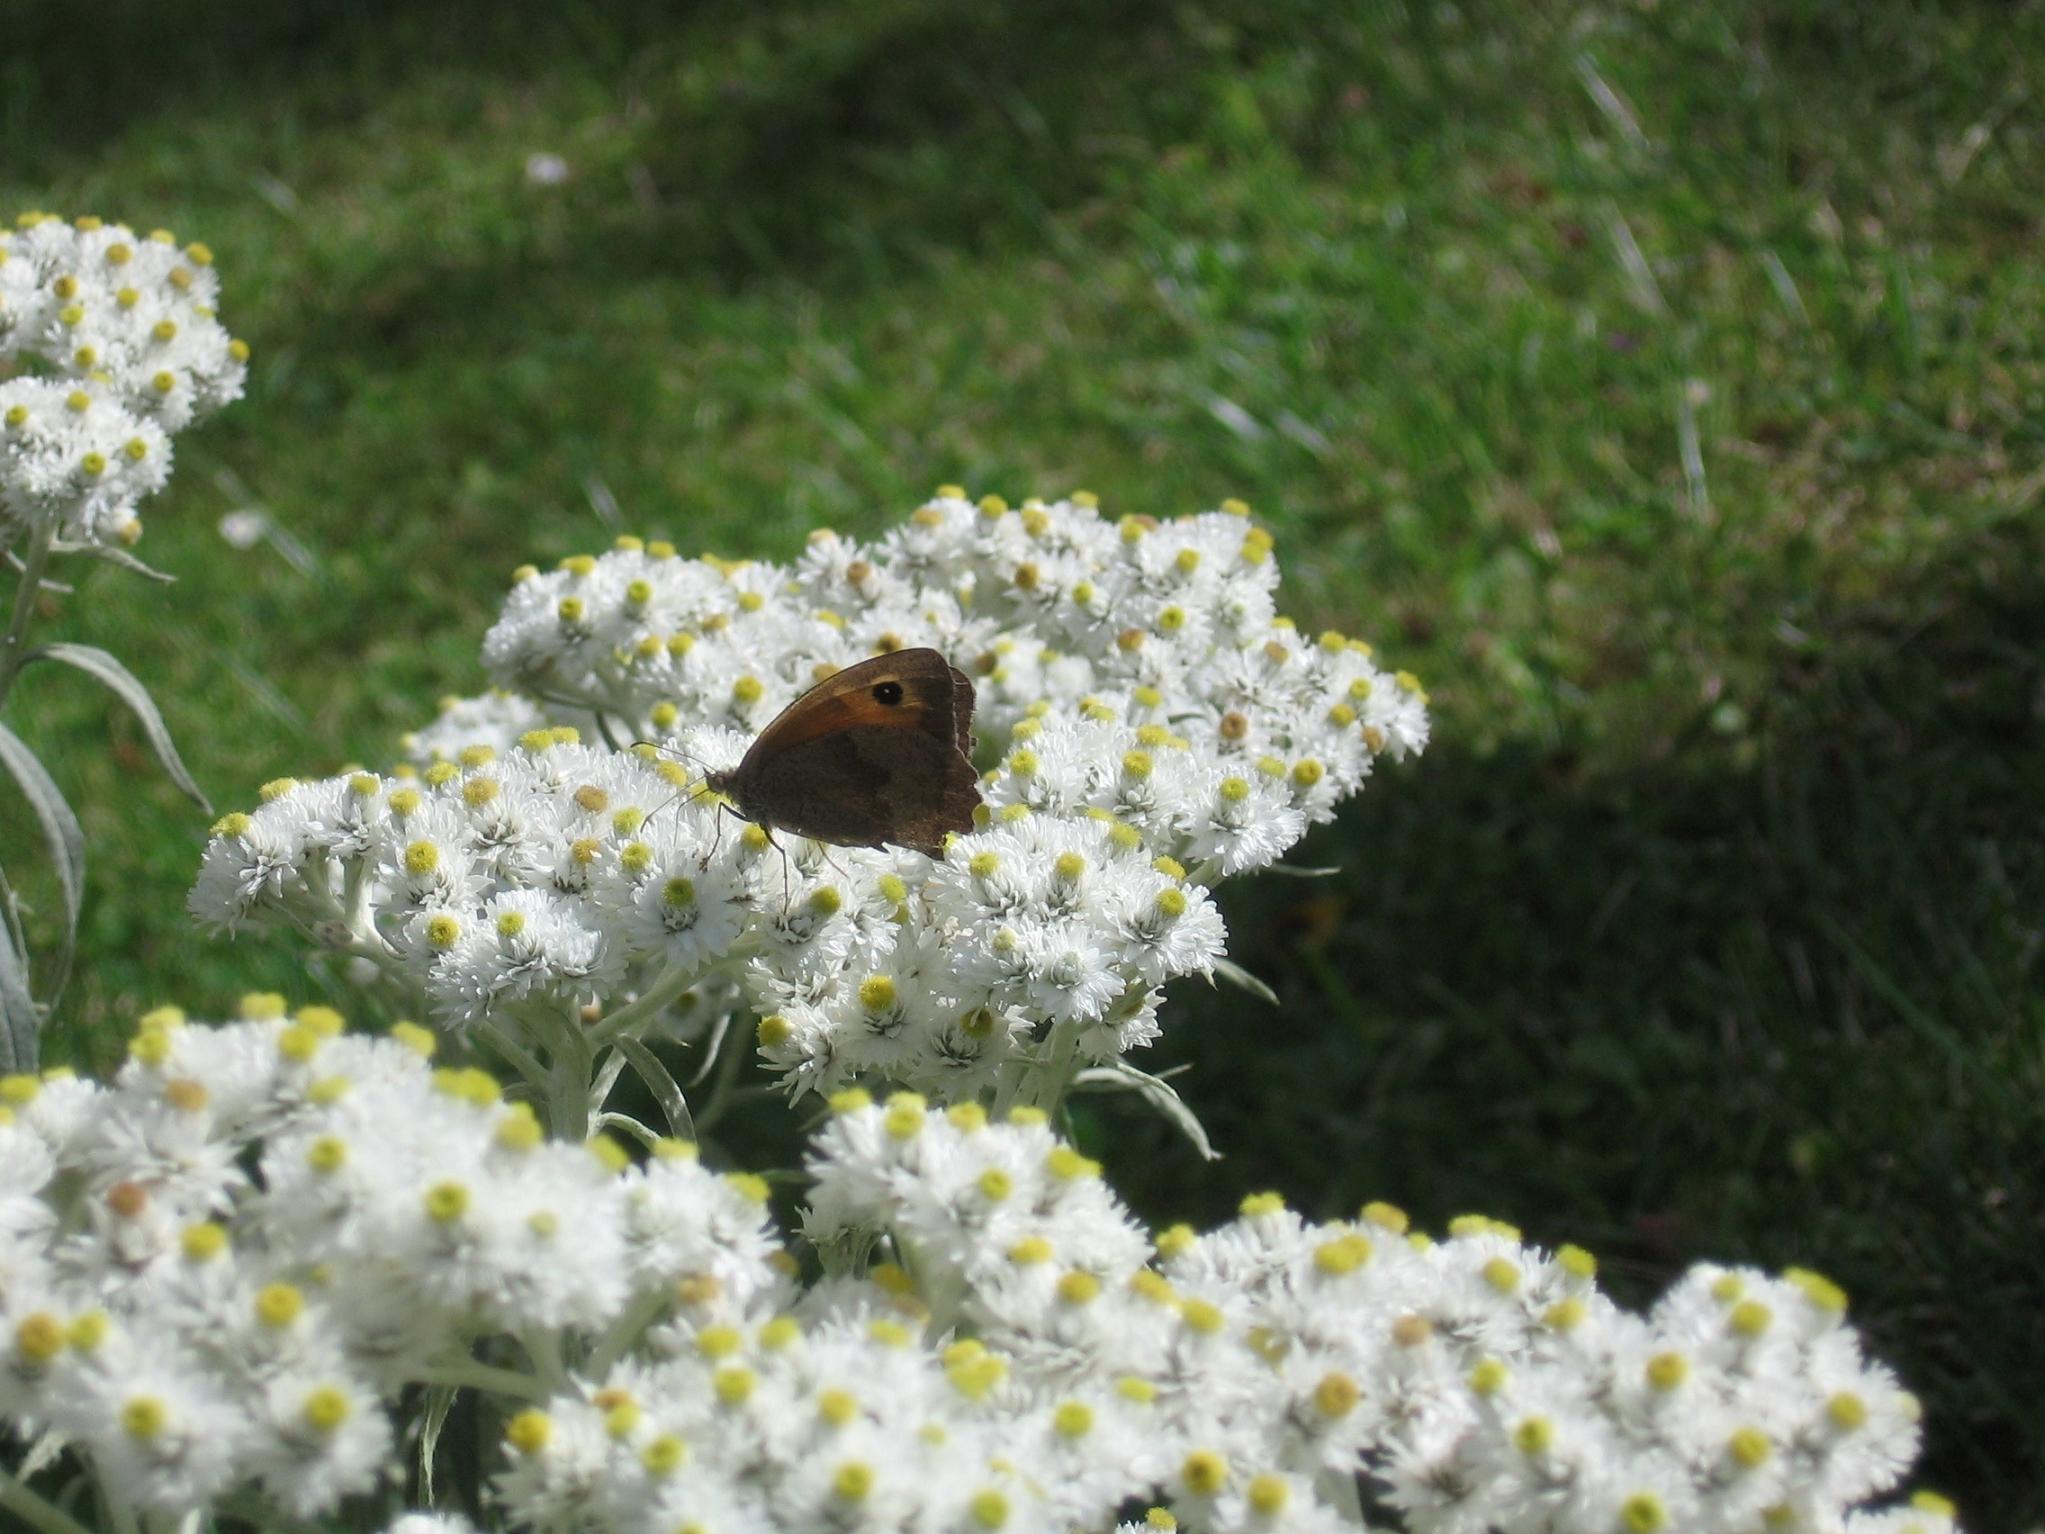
[741,649,974,761]
[740,724,979,855]
[728,648,980,855]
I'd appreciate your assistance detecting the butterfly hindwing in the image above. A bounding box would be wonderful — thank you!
[743,724,977,856]
[716,647,980,855]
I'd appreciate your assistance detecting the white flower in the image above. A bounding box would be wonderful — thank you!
[56,1354,252,1516]
[249,1372,394,1516]
[0,377,171,546]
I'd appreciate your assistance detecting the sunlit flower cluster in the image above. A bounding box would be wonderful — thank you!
[402,688,592,767]
[796,1097,1949,1534]
[0,1021,1952,1533]
[0,211,247,548]
[0,1004,781,1526]
[478,493,1431,854]
[189,730,1227,1104]
[193,494,1422,1107]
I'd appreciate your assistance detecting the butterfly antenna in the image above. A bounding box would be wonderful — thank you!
[642,773,716,830]
[633,737,721,816]
[632,736,710,772]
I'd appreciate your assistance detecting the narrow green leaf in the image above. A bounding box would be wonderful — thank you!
[0,914,38,1073]
[0,721,85,1005]
[24,642,211,812]
[0,863,29,968]
[1213,957,1278,1005]
[1073,1060,1221,1161]
[595,1110,665,1149]
[613,1035,696,1141]
[687,1010,733,1088]
[49,540,177,583]
[418,1384,456,1508]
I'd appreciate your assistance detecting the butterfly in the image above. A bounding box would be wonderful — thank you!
[703,648,981,857]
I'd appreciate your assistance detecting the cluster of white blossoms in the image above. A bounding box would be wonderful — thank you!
[792,1098,1947,1534]
[0,1004,782,1527]
[191,493,1423,1108]
[0,1014,1958,1534]
[477,491,1430,833]
[0,212,248,548]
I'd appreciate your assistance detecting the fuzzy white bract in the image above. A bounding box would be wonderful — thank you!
[0,212,247,549]
[0,1028,1955,1534]
[190,494,1422,1113]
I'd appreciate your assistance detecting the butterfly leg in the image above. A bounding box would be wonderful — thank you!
[705,797,736,863]
[773,831,796,917]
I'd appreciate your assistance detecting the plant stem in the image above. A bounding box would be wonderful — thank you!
[1027,1015,1081,1114]
[548,1047,588,1140]
[991,1057,1027,1119]
[475,1017,548,1095]
[0,526,55,712]
[522,1003,594,1141]
[521,1327,571,1392]
[109,1489,143,1534]
[1315,1466,1367,1527]
[587,1287,672,1378]
[895,1232,964,1337]
[689,1011,758,1134]
[0,1468,97,1534]
[586,959,700,1048]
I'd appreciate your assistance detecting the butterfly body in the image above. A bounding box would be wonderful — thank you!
[704,648,980,857]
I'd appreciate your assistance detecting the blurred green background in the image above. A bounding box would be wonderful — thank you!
[4,0,2041,1522]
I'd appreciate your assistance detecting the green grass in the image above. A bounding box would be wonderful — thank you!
[4,0,2042,1522]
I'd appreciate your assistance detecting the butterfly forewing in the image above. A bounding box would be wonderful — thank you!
[715,648,980,856]
[740,650,969,762]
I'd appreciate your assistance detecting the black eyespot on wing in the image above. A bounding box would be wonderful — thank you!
[873,681,905,705]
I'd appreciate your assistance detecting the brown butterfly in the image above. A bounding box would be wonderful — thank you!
[703,648,981,857]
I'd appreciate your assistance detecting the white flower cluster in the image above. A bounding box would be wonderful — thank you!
[790,1096,1951,1534]
[0,1019,1957,1534]
[0,1004,780,1525]
[192,494,1422,1105]
[0,212,247,548]
[189,731,1226,1101]
[479,493,1430,847]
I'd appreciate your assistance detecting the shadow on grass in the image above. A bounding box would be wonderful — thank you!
[10,0,1186,288]
[238,0,1203,370]
[5,0,707,160]
[1094,515,2045,1523]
